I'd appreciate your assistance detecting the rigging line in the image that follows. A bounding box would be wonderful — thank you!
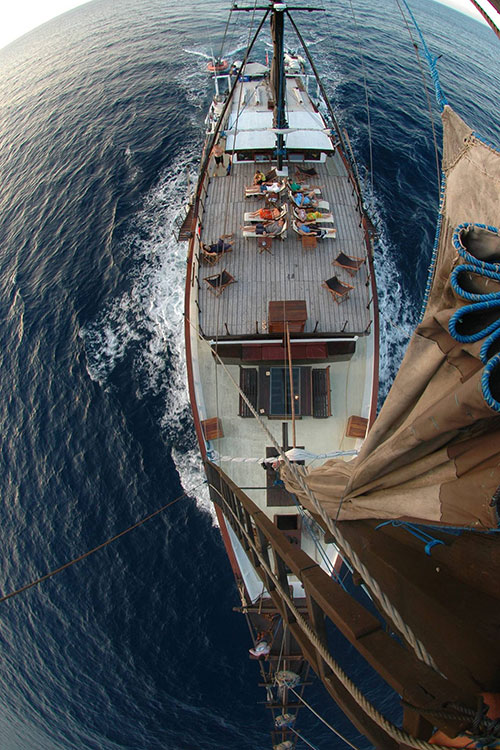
[208,479,451,750]
[398,0,448,110]
[185,314,437,670]
[213,0,262,453]
[276,622,287,674]
[224,0,261,230]
[345,0,374,198]
[393,0,441,193]
[218,4,234,62]
[288,726,321,750]
[0,483,205,605]
[288,687,362,750]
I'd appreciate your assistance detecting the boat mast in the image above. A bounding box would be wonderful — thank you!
[270,1,287,170]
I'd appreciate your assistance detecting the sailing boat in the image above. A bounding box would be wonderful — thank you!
[182,1,500,748]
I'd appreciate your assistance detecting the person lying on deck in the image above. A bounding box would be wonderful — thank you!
[245,180,283,195]
[292,191,318,208]
[241,218,285,235]
[295,222,326,238]
[295,208,331,222]
[202,234,234,254]
[287,180,323,193]
[246,206,281,220]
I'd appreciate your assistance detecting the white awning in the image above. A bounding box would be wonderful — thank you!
[225,109,334,152]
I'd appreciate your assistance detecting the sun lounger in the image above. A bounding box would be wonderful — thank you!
[242,220,287,239]
[244,181,286,199]
[292,221,336,239]
[293,207,334,224]
[243,205,287,223]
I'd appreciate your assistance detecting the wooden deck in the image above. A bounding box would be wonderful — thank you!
[198,156,372,338]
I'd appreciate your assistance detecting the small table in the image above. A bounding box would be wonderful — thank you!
[301,235,317,251]
[268,300,307,333]
[257,236,273,254]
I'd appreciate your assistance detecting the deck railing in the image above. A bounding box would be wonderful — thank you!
[205,460,476,750]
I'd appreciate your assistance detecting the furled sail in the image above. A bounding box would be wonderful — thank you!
[282,106,500,529]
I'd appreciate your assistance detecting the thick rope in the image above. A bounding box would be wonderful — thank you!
[398,0,448,110]
[0,485,202,604]
[394,0,441,192]
[289,687,362,750]
[208,479,453,750]
[199,331,438,670]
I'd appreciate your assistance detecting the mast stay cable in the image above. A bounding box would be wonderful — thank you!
[189,318,438,671]
[0,483,204,604]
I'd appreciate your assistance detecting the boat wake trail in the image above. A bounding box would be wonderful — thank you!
[362,188,418,408]
[81,151,215,521]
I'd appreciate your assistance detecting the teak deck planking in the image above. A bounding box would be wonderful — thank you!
[198,157,372,339]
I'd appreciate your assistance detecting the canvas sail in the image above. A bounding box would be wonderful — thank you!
[282,106,500,529]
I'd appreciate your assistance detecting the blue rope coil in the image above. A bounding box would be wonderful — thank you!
[453,223,500,272]
[450,264,500,302]
[448,298,500,344]
[482,354,500,412]
[480,326,500,364]
[446,223,500,412]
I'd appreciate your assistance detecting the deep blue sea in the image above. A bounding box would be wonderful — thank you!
[0,0,498,748]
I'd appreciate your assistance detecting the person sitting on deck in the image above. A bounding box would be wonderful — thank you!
[246,206,281,221]
[202,234,233,254]
[292,191,318,209]
[253,169,266,185]
[241,218,285,235]
[295,222,325,238]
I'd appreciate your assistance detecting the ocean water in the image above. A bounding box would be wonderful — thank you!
[0,0,498,748]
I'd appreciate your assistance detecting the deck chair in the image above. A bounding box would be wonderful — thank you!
[295,166,318,179]
[332,251,365,277]
[290,193,329,212]
[242,219,287,239]
[244,181,286,199]
[322,275,354,304]
[243,204,287,224]
[204,269,237,296]
[292,221,337,239]
[293,207,333,224]
[201,247,220,265]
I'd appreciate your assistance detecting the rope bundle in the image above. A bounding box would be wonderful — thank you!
[448,223,500,412]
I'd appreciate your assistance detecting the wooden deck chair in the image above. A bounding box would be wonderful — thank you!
[204,269,237,296]
[292,221,336,239]
[322,275,354,304]
[332,251,365,277]
[295,166,318,179]
[243,204,287,224]
[293,207,334,224]
[242,219,287,239]
[201,247,220,265]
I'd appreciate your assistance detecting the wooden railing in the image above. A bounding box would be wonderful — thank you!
[205,460,476,750]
